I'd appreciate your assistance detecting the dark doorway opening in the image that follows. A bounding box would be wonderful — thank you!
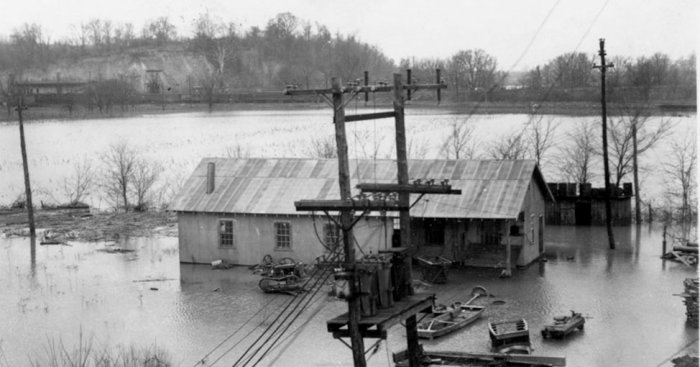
[575,201,592,225]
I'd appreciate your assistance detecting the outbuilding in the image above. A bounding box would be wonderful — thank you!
[171,158,554,268]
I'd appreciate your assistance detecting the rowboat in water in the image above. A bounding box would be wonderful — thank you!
[418,286,487,339]
[488,318,531,354]
[418,304,486,339]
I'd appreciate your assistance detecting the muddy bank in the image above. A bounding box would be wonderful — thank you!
[0,209,177,242]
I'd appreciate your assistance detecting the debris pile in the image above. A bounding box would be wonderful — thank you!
[682,278,698,328]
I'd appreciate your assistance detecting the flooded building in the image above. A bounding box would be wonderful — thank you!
[545,182,633,225]
[171,158,553,268]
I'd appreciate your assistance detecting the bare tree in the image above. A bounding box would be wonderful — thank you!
[525,112,557,166]
[62,159,95,205]
[131,158,162,211]
[557,121,598,183]
[442,116,476,160]
[488,130,528,160]
[664,129,696,222]
[606,112,672,187]
[305,135,337,158]
[102,141,136,212]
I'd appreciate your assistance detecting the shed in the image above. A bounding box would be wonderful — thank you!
[171,158,553,268]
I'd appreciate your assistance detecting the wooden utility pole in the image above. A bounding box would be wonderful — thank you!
[393,74,411,263]
[632,121,641,224]
[330,77,366,367]
[594,38,615,250]
[17,95,36,238]
[289,72,448,367]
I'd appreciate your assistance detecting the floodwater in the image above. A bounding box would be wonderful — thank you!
[0,225,697,366]
[0,109,694,207]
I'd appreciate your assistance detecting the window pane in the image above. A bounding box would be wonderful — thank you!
[275,222,291,248]
[219,220,234,247]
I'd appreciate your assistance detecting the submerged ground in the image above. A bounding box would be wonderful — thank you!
[0,221,696,366]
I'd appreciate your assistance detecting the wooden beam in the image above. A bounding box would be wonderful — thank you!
[357,183,461,195]
[332,329,387,339]
[294,199,409,212]
[345,111,396,122]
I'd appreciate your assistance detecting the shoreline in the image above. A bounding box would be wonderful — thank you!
[0,100,694,123]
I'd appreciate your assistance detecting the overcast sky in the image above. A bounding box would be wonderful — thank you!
[4,0,697,71]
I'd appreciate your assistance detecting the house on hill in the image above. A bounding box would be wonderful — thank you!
[171,158,554,269]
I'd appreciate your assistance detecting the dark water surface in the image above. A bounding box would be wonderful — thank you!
[0,225,697,366]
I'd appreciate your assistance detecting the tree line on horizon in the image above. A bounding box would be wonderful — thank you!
[0,12,695,106]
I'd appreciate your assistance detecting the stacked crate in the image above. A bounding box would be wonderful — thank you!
[682,278,698,328]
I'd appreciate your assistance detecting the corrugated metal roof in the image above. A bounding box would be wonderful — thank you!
[171,158,553,219]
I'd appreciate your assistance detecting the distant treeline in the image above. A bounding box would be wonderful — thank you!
[0,12,695,107]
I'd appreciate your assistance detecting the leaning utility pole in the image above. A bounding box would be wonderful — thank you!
[594,38,615,250]
[17,95,36,238]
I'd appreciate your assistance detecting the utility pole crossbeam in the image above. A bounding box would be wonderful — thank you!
[294,199,409,212]
[357,183,461,195]
[593,38,616,250]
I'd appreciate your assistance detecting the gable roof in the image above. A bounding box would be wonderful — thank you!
[171,158,553,219]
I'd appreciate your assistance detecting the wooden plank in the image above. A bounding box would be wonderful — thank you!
[345,111,396,122]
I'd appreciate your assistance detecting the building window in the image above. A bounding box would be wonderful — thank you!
[219,219,234,247]
[275,222,292,249]
[425,219,445,246]
[323,223,341,251]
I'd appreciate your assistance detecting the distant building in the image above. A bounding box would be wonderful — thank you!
[545,182,633,225]
[171,158,554,268]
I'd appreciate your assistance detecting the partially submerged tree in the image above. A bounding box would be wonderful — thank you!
[557,120,598,183]
[663,128,696,224]
[442,116,476,160]
[524,112,557,166]
[102,141,137,212]
[606,111,672,187]
[488,130,528,160]
[131,158,162,211]
[306,135,337,159]
[62,159,95,205]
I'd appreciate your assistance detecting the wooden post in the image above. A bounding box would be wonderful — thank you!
[662,225,667,256]
[405,314,420,367]
[502,220,512,278]
[648,203,653,223]
[364,71,369,104]
[331,77,366,367]
[17,95,35,238]
[595,38,616,250]
[393,73,413,295]
[436,69,442,104]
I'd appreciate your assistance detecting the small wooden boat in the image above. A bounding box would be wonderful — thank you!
[541,310,585,339]
[419,286,487,339]
[488,319,531,354]
[418,304,486,339]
